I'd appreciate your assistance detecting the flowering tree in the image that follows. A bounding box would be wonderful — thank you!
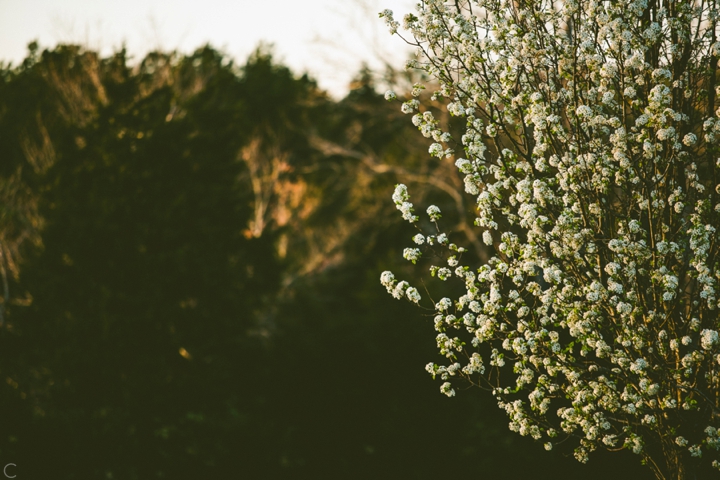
[379,1,720,478]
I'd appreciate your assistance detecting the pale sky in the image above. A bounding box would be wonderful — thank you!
[0,0,416,97]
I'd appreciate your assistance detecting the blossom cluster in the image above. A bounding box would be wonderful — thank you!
[381,0,720,476]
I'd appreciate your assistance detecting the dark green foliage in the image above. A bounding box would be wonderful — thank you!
[0,44,652,479]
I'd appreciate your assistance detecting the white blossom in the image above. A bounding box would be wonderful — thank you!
[403,248,422,264]
[406,287,421,303]
[482,230,493,246]
[435,297,451,312]
[440,382,456,397]
[426,205,442,221]
[701,330,719,350]
[683,133,698,146]
[576,105,592,117]
[380,0,720,474]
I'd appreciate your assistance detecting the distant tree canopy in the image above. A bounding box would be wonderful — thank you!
[0,43,653,479]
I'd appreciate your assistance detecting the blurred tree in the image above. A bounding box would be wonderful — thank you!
[0,44,284,478]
